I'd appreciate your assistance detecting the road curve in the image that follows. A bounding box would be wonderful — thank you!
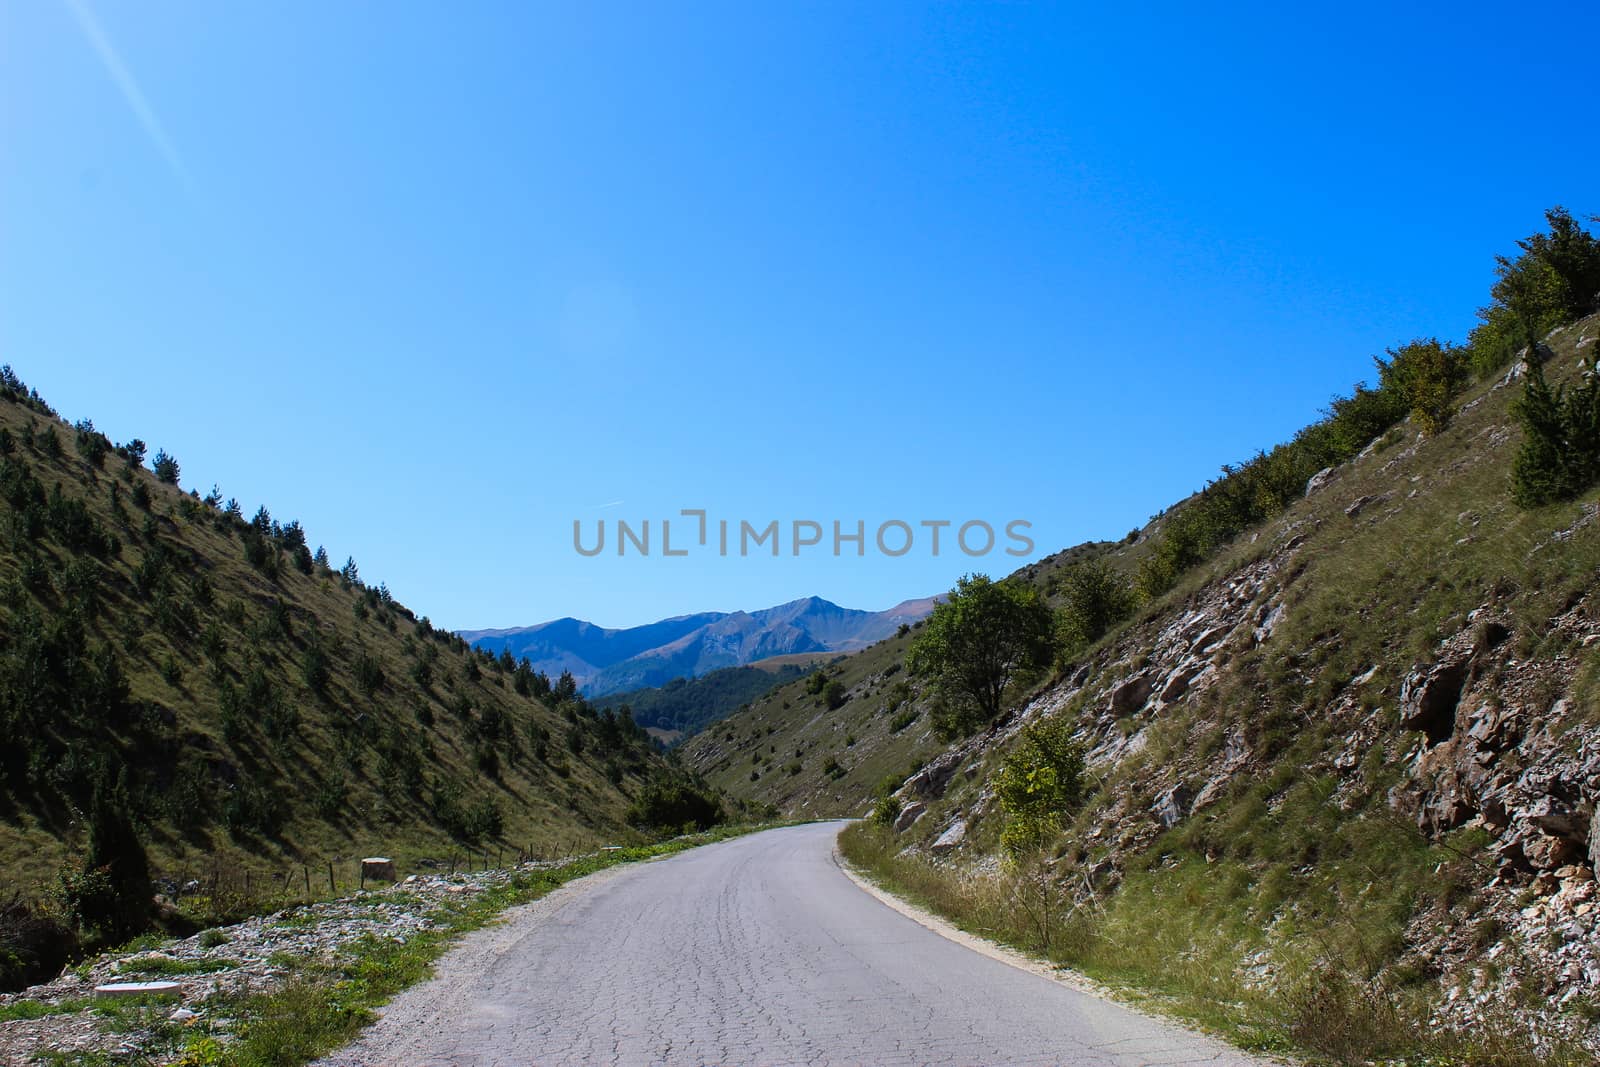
[323,822,1263,1067]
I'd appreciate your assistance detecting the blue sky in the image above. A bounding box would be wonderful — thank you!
[3,2,1597,629]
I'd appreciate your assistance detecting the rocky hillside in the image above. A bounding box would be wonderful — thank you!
[464,595,935,696]
[689,304,1600,1057]
[0,372,683,933]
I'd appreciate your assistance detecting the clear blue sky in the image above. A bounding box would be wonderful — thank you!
[4,2,1596,629]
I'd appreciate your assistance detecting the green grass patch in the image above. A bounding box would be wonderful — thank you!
[0,996,96,1022]
[123,955,242,976]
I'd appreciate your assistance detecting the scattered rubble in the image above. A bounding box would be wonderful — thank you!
[0,861,562,1065]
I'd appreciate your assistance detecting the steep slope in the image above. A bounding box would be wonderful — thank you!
[687,316,1600,1057]
[464,595,935,696]
[0,373,678,906]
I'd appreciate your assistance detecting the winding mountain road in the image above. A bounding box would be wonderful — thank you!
[323,822,1263,1066]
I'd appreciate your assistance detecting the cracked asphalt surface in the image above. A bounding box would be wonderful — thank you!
[322,822,1265,1066]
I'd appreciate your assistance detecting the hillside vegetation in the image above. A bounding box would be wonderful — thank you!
[593,660,816,742]
[0,379,740,989]
[687,208,1600,1063]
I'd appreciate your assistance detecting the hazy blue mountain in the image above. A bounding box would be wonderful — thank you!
[460,595,936,696]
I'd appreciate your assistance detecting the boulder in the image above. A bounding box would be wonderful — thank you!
[930,819,967,854]
[904,753,962,799]
[1152,784,1193,829]
[1465,702,1523,751]
[1110,674,1155,717]
[1526,796,1584,840]
[1188,625,1230,655]
[1524,831,1581,871]
[893,801,926,834]
[1159,662,1206,704]
[1305,466,1339,496]
[1344,494,1389,519]
[1253,602,1286,644]
[1420,784,1474,833]
[1399,656,1470,744]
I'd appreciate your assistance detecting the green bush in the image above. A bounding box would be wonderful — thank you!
[995,714,1084,856]
[625,773,724,832]
[1053,559,1135,658]
[1511,355,1600,507]
[353,653,384,697]
[888,707,919,733]
[871,775,903,827]
[0,895,78,992]
[1470,206,1600,376]
[1375,338,1469,436]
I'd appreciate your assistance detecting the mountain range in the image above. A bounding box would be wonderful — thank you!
[460,595,937,696]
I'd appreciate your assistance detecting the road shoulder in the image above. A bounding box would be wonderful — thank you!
[831,838,1286,1065]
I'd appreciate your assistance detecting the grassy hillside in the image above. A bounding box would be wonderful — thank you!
[0,375,691,927]
[592,660,816,743]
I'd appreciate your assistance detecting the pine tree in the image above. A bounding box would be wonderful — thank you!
[151,449,180,485]
[79,772,152,942]
[1512,355,1600,506]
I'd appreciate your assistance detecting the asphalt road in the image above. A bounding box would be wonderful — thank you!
[323,822,1263,1066]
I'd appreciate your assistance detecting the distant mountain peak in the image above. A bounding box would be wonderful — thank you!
[460,594,935,696]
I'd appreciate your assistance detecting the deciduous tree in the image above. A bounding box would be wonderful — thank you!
[909,574,1053,738]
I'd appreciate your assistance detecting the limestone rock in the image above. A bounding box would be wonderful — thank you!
[930,819,967,854]
[1344,493,1389,519]
[1159,662,1206,704]
[1524,831,1581,871]
[1591,807,1600,873]
[1305,466,1339,496]
[95,981,180,998]
[1525,796,1584,840]
[1399,655,1470,744]
[1152,784,1193,829]
[893,801,926,834]
[1253,602,1286,643]
[1109,673,1154,717]
[903,752,962,800]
